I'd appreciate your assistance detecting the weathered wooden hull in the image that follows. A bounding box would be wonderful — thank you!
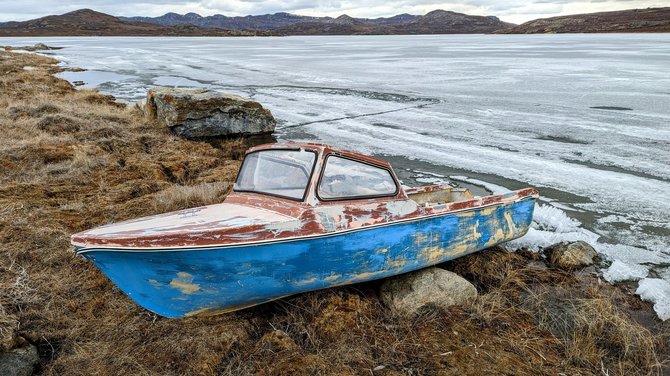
[76,197,535,318]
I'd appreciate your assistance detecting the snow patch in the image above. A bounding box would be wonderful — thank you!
[547,201,582,212]
[603,260,648,282]
[153,75,208,88]
[597,215,635,225]
[636,278,670,321]
[508,204,599,250]
[415,177,445,184]
[449,175,511,194]
[597,243,668,267]
[413,170,445,178]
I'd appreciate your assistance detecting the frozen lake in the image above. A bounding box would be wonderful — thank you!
[2,34,669,318]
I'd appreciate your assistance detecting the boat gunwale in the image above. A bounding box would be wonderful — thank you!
[74,192,538,254]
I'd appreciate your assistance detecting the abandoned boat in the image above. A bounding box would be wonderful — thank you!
[72,142,539,318]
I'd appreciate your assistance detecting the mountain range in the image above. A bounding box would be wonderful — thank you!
[0,7,668,37]
[0,9,513,36]
[121,10,515,34]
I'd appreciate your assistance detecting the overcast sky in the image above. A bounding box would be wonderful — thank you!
[0,0,665,24]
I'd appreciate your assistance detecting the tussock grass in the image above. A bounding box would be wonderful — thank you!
[527,286,660,373]
[152,181,233,212]
[455,249,666,375]
[0,50,667,375]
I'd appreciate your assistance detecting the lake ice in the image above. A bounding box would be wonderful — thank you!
[2,34,669,319]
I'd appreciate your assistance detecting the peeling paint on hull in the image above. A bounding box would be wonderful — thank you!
[80,198,535,318]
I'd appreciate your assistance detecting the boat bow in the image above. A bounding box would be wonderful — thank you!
[72,202,299,250]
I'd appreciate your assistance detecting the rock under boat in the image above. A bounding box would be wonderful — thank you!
[72,143,539,318]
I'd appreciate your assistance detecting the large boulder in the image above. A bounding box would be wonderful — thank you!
[144,88,276,139]
[544,241,598,270]
[380,267,477,316]
[0,345,40,376]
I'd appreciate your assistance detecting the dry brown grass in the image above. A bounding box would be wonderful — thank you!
[151,181,233,213]
[0,50,667,375]
[453,249,667,375]
[0,50,249,375]
[523,284,662,373]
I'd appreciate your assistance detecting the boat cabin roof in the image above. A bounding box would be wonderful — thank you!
[245,142,394,170]
[235,142,405,205]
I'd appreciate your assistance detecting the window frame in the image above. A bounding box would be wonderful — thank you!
[233,148,318,202]
[316,153,400,202]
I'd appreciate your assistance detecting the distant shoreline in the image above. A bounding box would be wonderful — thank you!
[2,31,670,40]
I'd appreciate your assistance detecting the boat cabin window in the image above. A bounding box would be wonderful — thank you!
[318,156,397,200]
[234,149,316,201]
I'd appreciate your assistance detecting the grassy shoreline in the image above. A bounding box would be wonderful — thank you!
[0,50,668,375]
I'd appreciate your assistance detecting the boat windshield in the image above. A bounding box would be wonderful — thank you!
[234,149,317,200]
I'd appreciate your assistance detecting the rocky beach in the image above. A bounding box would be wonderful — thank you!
[0,47,668,375]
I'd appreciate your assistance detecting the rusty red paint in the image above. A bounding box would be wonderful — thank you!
[404,184,452,195]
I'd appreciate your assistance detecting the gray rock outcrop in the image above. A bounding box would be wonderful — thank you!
[2,43,63,51]
[544,241,598,270]
[380,267,477,315]
[144,88,276,139]
[0,345,40,376]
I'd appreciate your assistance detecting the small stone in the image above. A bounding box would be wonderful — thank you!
[257,329,297,353]
[528,260,548,270]
[544,241,598,270]
[0,345,40,376]
[516,247,541,261]
[380,267,477,316]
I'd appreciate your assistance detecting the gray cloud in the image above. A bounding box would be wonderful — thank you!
[0,0,665,23]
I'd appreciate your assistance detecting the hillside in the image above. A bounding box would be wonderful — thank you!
[0,9,258,37]
[501,7,670,33]
[396,10,515,34]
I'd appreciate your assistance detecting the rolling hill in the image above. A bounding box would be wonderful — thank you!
[500,7,670,33]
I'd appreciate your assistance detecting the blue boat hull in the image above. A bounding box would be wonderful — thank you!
[79,198,535,318]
